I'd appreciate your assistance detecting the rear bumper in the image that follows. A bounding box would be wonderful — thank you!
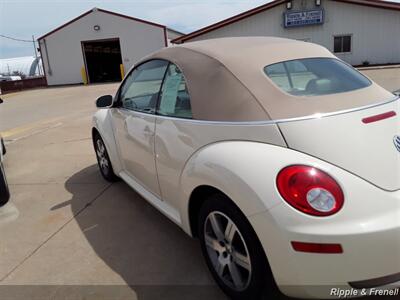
[349,272,400,289]
[249,167,400,299]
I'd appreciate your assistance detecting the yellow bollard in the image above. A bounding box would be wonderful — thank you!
[120,64,125,80]
[81,67,88,85]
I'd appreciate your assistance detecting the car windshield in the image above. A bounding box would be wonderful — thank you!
[264,58,371,96]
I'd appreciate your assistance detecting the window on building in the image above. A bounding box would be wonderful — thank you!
[157,63,192,119]
[334,35,351,53]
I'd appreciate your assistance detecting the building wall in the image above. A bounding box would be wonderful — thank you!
[167,29,184,46]
[39,9,166,85]
[188,0,400,66]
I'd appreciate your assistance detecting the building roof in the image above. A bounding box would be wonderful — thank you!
[172,0,400,44]
[37,7,166,41]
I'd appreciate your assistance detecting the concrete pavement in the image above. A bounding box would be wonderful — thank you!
[359,65,400,93]
[0,84,225,300]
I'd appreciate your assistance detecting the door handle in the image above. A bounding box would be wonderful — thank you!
[143,126,154,137]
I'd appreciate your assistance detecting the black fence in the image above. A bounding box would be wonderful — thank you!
[0,76,47,94]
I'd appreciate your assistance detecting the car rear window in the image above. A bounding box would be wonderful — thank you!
[264,58,371,96]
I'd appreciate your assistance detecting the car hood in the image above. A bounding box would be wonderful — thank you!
[278,97,400,191]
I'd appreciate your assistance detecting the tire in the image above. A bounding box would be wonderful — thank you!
[0,162,10,206]
[93,133,119,182]
[198,194,281,300]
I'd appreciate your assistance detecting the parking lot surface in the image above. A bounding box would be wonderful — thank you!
[0,84,226,300]
[0,84,396,300]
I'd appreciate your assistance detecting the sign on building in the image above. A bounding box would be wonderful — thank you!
[284,9,324,28]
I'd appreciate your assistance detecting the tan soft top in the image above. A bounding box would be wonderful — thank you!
[143,37,393,121]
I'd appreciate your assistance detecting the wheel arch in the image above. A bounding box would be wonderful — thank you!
[188,185,229,237]
[92,110,123,175]
[91,127,101,148]
[179,141,287,238]
[92,127,100,139]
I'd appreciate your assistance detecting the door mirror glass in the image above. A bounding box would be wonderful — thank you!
[96,95,113,108]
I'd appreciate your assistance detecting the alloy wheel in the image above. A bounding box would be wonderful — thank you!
[204,211,252,291]
[96,139,109,174]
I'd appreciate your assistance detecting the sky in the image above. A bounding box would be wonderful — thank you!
[0,0,399,59]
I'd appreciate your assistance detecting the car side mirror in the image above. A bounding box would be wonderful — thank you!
[96,95,113,108]
[0,98,3,104]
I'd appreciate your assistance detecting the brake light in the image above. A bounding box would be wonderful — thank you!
[362,111,396,124]
[277,165,344,216]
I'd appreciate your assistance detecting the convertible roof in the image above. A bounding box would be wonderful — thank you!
[179,36,334,70]
[143,37,393,121]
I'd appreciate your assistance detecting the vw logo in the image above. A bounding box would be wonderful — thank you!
[394,135,400,153]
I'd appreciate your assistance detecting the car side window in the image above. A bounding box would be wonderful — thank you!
[119,60,168,113]
[157,63,192,119]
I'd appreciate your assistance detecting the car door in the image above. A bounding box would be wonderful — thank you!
[155,62,194,208]
[112,59,168,197]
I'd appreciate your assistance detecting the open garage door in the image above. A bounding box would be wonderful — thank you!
[82,39,123,83]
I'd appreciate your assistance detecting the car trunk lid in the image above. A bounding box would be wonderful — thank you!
[278,98,400,191]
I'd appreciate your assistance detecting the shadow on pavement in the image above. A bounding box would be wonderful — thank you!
[63,164,226,300]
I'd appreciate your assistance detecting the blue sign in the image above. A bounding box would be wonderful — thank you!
[284,9,324,28]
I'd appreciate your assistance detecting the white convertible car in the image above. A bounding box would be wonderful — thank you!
[92,37,400,299]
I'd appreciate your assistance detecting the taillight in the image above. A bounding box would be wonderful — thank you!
[276,165,344,216]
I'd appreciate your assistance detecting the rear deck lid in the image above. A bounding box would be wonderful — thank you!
[279,98,400,191]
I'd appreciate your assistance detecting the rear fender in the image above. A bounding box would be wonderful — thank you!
[178,141,296,235]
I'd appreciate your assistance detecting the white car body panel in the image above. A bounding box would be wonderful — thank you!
[119,170,181,225]
[93,110,287,231]
[279,98,400,191]
[247,147,400,298]
[111,108,161,197]
[154,116,286,232]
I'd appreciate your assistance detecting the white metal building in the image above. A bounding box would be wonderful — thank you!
[166,28,185,46]
[38,8,181,85]
[172,0,400,66]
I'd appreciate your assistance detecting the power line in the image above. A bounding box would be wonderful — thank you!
[0,34,32,43]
